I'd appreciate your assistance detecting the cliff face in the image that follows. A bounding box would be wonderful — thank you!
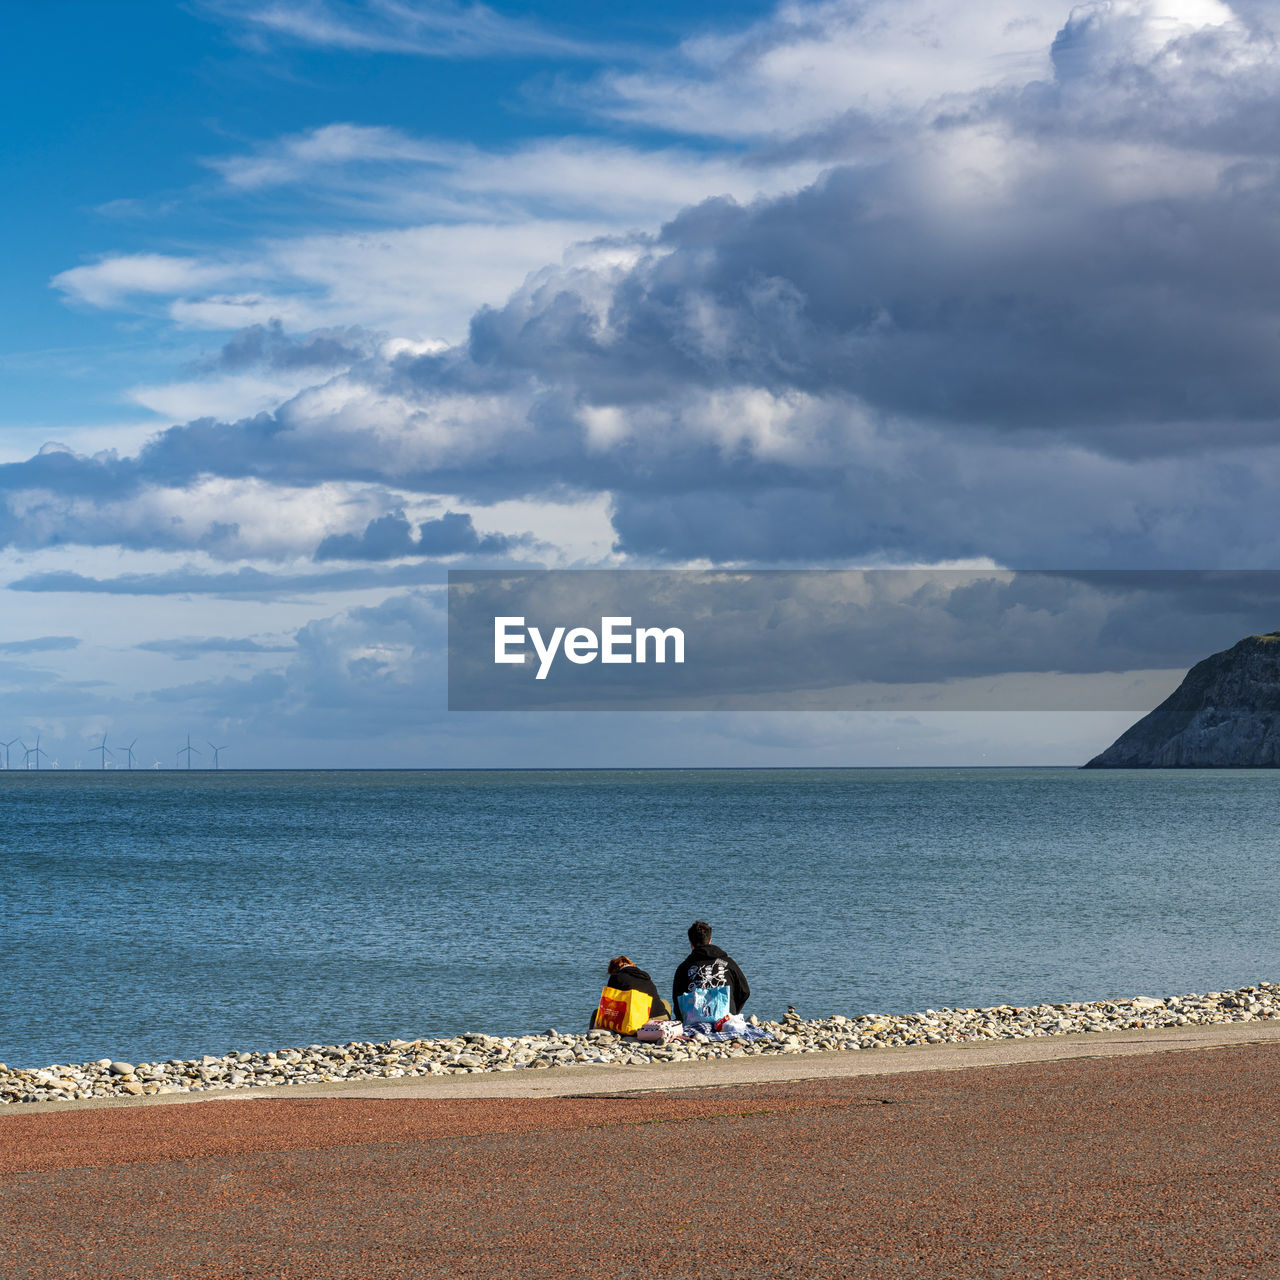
[1084,632,1280,768]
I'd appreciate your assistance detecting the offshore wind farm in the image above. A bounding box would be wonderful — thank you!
[0,731,230,769]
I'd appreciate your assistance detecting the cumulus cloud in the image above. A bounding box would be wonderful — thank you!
[56,119,819,352]
[23,0,1280,579]
[1015,0,1276,150]
[443,148,1280,444]
[146,590,448,738]
[586,0,1063,141]
[21,0,1280,766]
[53,221,618,339]
[314,508,525,560]
[196,319,378,375]
[0,475,399,560]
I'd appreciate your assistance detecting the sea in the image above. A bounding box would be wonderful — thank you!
[4,767,1280,1070]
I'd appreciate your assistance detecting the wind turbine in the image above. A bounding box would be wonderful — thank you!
[177,734,201,769]
[120,739,139,770]
[208,742,229,770]
[23,735,50,770]
[92,733,113,771]
[1,737,19,770]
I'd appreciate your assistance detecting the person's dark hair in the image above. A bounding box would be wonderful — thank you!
[607,955,634,975]
[688,920,712,947]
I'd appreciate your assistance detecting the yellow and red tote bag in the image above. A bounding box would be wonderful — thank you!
[595,984,653,1035]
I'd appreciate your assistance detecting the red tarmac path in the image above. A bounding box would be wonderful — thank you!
[2,1035,1279,1278]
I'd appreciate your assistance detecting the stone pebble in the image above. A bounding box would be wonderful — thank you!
[2,982,1276,1105]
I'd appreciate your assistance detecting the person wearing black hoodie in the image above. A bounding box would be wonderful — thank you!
[672,920,750,1017]
[589,956,673,1029]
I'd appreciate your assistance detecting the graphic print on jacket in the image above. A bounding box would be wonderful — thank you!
[672,943,750,1017]
[689,959,729,990]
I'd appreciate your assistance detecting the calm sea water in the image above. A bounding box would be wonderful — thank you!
[3,768,1279,1069]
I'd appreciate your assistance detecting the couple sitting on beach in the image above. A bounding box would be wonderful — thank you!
[592,920,756,1040]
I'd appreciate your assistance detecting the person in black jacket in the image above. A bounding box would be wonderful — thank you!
[589,956,673,1029]
[672,920,750,1018]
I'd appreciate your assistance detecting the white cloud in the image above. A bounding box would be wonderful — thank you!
[586,0,1262,152]
[590,0,1064,141]
[5,478,389,560]
[1056,0,1235,73]
[208,123,447,190]
[128,372,330,423]
[57,118,824,351]
[267,220,618,338]
[52,221,617,340]
[463,493,617,565]
[33,0,1280,579]
[209,0,603,59]
[53,255,234,310]
[205,124,817,221]
[15,0,1280,767]
[0,420,161,467]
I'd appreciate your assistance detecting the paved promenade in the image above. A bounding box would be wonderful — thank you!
[3,1024,1279,1278]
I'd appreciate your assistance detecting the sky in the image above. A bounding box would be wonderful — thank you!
[3,0,1279,769]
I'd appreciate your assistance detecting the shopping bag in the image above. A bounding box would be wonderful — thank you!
[677,985,731,1027]
[595,984,654,1035]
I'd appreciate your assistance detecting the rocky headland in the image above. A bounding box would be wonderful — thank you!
[3,982,1275,1104]
[1084,631,1280,767]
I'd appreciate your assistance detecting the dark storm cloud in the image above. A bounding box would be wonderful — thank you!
[0,410,348,507]
[0,448,139,501]
[314,509,524,561]
[449,162,1280,443]
[13,0,1280,571]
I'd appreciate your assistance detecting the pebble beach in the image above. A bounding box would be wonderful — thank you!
[4,980,1276,1106]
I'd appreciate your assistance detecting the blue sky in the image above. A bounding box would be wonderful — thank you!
[1,0,772,434]
[2,0,1277,768]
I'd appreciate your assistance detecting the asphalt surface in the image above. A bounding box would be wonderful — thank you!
[3,1034,1279,1278]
